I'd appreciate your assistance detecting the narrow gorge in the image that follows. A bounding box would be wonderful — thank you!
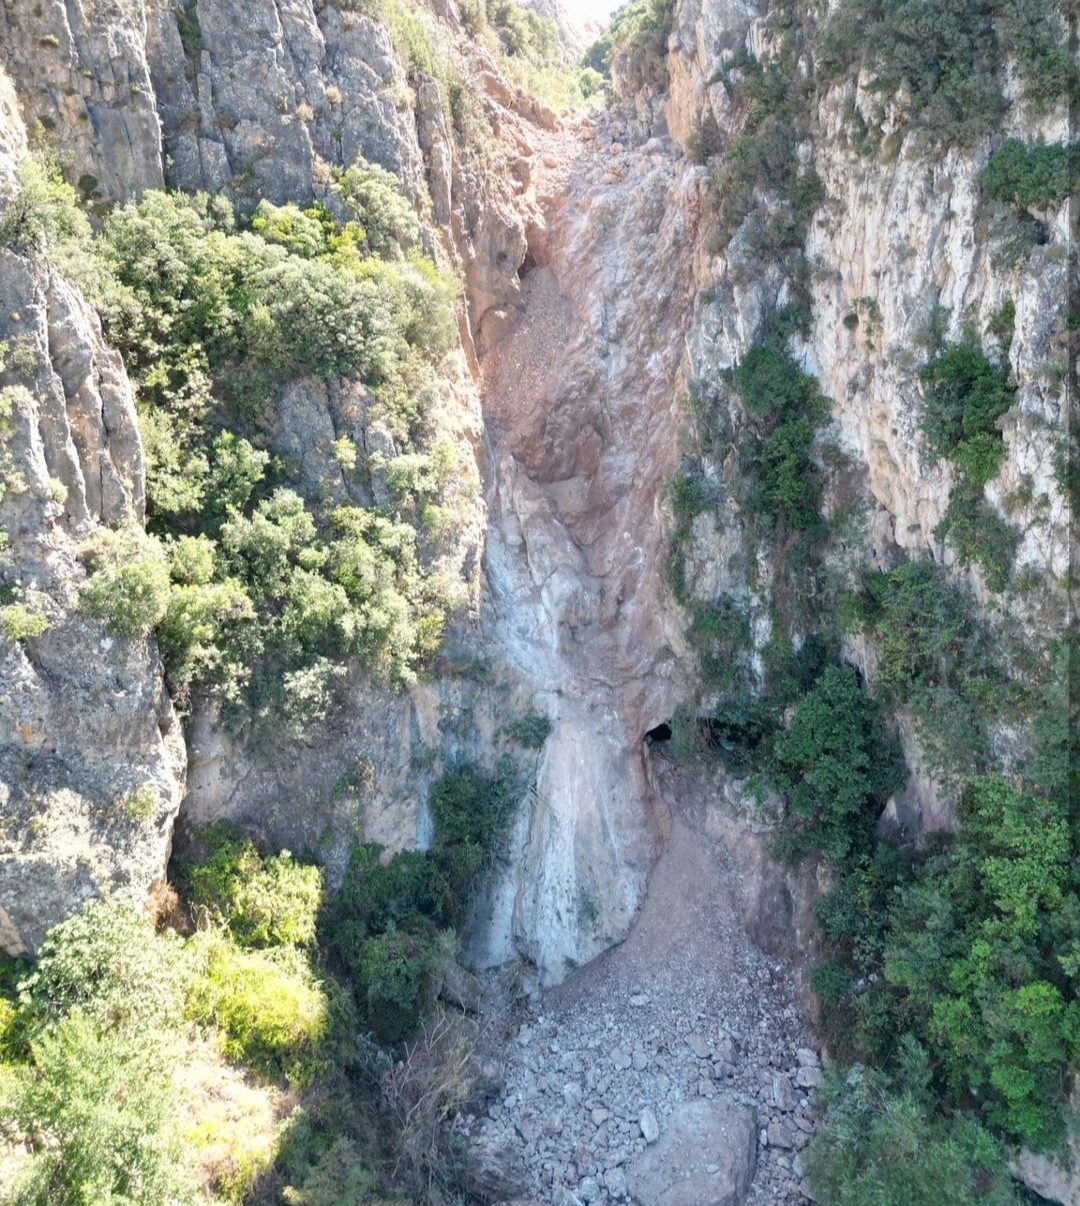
[0,0,1074,1204]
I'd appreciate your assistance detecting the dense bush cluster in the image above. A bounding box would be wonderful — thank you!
[599,0,674,94]
[1,902,199,1206]
[729,339,829,531]
[2,155,470,733]
[919,337,1019,591]
[981,139,1076,212]
[324,761,518,1040]
[0,780,520,1206]
[456,0,595,112]
[816,0,1074,149]
[0,159,91,255]
[486,0,559,68]
[2,163,472,733]
[175,823,324,948]
[772,665,904,864]
[809,564,1079,1152]
[666,325,839,771]
[805,1042,1016,1206]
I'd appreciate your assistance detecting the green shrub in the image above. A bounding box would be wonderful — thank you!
[17,899,187,1040]
[156,568,256,709]
[933,485,1019,593]
[986,298,1015,347]
[335,159,420,260]
[321,846,445,1042]
[920,340,1014,482]
[177,823,323,949]
[354,929,441,1043]
[80,525,171,639]
[6,1009,197,1206]
[186,932,330,1085]
[907,684,989,787]
[883,775,1077,1148]
[333,845,446,941]
[731,341,818,421]
[250,200,329,259]
[176,0,202,57]
[281,1136,405,1206]
[428,761,516,858]
[758,414,822,527]
[607,0,674,93]
[689,597,750,691]
[816,0,1005,149]
[488,0,560,68]
[0,158,92,257]
[981,139,1076,211]
[772,665,904,864]
[843,559,989,699]
[504,712,553,749]
[0,602,49,642]
[805,1047,1016,1206]
[324,764,518,1040]
[668,472,713,521]
[728,338,828,531]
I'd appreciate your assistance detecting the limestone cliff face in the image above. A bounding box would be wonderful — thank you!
[146,0,424,205]
[662,0,1071,837]
[0,0,164,202]
[0,93,184,952]
[0,0,1070,1015]
[667,0,1070,579]
[0,3,543,949]
[467,124,710,980]
[0,0,696,980]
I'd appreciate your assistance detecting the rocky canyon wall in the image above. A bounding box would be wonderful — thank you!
[660,0,1071,839]
[0,58,184,952]
[0,0,693,981]
[0,0,1072,1014]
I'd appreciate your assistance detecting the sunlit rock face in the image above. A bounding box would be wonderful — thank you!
[0,216,184,956]
[0,0,1069,1013]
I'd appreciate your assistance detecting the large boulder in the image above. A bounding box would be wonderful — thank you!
[629,1098,757,1206]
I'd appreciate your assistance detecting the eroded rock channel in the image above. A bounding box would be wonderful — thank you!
[466,107,818,1206]
[471,806,819,1205]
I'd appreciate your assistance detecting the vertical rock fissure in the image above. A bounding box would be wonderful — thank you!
[468,112,705,984]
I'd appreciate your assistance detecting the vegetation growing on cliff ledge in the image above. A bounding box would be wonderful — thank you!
[669,299,1075,1197]
[0,755,520,1205]
[816,0,1075,148]
[0,155,475,737]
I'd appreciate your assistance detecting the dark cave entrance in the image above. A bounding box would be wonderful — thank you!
[644,722,672,744]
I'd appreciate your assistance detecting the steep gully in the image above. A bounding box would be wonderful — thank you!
[467,111,818,1206]
[467,104,700,983]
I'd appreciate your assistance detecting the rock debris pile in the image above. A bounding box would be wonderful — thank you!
[467,818,820,1205]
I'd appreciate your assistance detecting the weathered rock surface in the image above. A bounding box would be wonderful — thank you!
[629,1098,757,1206]
[0,0,164,202]
[0,242,184,955]
[1013,1114,1080,1206]
[463,109,717,982]
[0,64,26,188]
[146,0,424,206]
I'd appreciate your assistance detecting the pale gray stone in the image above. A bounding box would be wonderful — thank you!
[629,1098,757,1206]
[639,1108,660,1145]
